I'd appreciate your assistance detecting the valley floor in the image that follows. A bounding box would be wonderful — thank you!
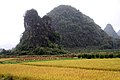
[0,58,120,80]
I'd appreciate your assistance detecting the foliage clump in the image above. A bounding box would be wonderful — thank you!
[78,53,120,59]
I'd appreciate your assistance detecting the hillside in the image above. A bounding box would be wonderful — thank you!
[117,30,120,36]
[47,5,112,49]
[15,9,65,55]
[104,24,119,39]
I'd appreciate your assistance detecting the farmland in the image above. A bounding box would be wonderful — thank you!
[23,58,120,71]
[0,58,120,80]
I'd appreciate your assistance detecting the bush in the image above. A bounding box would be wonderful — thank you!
[78,55,82,58]
[116,54,120,58]
[108,54,114,58]
[19,51,29,55]
[95,54,99,58]
[99,54,104,58]
[87,55,92,59]
[78,54,95,59]
[104,54,109,58]
[78,53,120,59]
[82,54,87,58]
[33,47,46,55]
[33,47,67,55]
[91,54,95,58]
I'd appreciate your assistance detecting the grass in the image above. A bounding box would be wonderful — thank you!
[0,58,120,80]
[0,58,20,64]
[0,57,78,64]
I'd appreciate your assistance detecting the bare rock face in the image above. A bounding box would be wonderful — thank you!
[16,9,60,52]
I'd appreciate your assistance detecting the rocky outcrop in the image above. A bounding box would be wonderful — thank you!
[47,5,112,49]
[15,9,61,54]
[117,30,120,36]
[104,24,119,39]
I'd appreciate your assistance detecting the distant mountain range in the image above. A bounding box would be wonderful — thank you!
[104,24,119,39]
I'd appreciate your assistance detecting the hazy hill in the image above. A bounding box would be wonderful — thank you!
[104,24,119,39]
[117,30,120,36]
[47,5,112,49]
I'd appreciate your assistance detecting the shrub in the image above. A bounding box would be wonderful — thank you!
[19,51,29,55]
[87,54,92,59]
[99,54,104,58]
[117,54,120,58]
[78,55,82,58]
[108,54,114,58]
[33,47,46,55]
[104,54,109,58]
[78,53,120,59]
[82,54,87,58]
[95,54,99,58]
[91,54,95,58]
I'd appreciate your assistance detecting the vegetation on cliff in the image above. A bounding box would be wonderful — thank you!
[15,9,66,55]
[47,5,113,49]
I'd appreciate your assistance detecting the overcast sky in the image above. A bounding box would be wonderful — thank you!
[0,0,120,49]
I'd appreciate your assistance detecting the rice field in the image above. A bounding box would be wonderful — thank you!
[23,58,120,71]
[0,58,15,61]
[0,58,120,80]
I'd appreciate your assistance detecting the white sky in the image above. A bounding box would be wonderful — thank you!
[0,0,120,49]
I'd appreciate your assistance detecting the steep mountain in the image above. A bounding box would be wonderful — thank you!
[104,24,119,39]
[117,30,120,36]
[15,9,64,55]
[47,5,112,49]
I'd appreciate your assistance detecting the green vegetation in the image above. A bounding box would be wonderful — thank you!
[47,5,116,49]
[33,47,67,55]
[78,54,120,59]
[68,49,120,53]
[0,49,11,55]
[7,5,120,55]
[14,9,66,55]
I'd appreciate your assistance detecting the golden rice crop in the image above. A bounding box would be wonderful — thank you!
[23,58,120,71]
[0,58,120,80]
[0,64,120,80]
